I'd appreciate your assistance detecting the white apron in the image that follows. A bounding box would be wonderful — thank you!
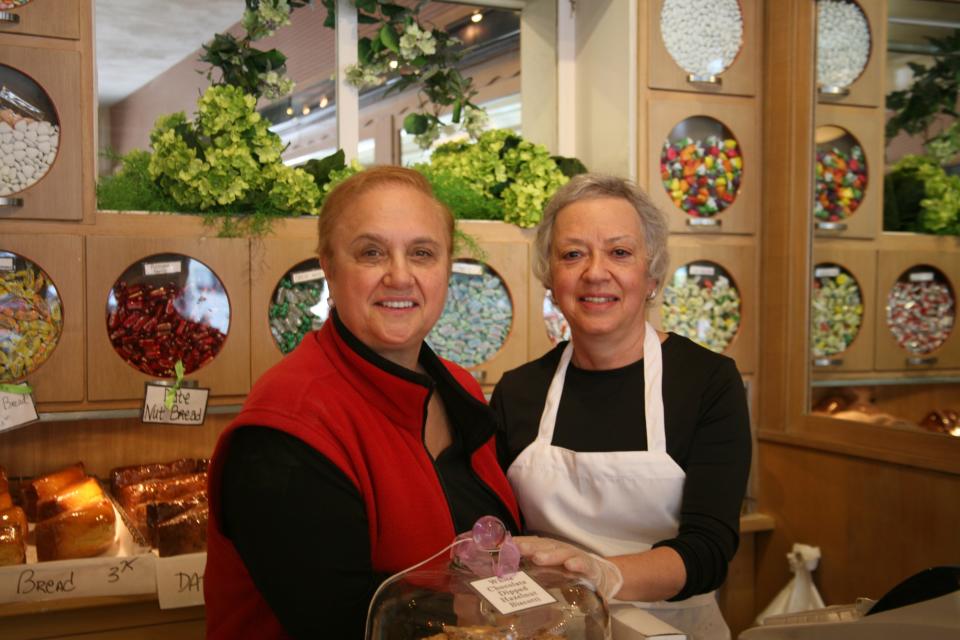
[506,323,729,640]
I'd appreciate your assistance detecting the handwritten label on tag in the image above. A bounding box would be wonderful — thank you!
[689,264,716,277]
[0,385,39,433]
[453,262,484,276]
[0,554,156,603]
[291,268,325,284]
[815,267,840,278]
[909,271,935,283]
[470,571,556,615]
[156,552,206,609]
[142,384,209,425]
[144,260,182,276]
[0,256,13,271]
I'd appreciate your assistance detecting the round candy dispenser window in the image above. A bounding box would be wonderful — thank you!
[815,126,867,223]
[662,260,741,353]
[0,65,61,197]
[816,0,871,92]
[268,259,330,355]
[543,291,571,346]
[661,116,743,219]
[0,251,63,382]
[106,254,230,378]
[811,263,863,357]
[427,260,512,368]
[885,266,955,355]
[660,0,744,80]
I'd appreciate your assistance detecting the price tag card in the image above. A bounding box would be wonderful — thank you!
[142,384,209,426]
[156,552,206,609]
[144,260,182,276]
[689,264,716,277]
[0,256,13,271]
[0,384,39,434]
[453,262,485,276]
[815,267,841,278]
[469,571,556,615]
[0,554,156,603]
[909,271,935,283]
[291,268,325,284]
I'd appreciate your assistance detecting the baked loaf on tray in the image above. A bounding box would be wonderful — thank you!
[147,492,208,548]
[157,503,208,557]
[117,473,207,531]
[37,476,106,521]
[35,497,117,562]
[23,462,86,522]
[0,506,28,541]
[0,523,25,566]
[110,459,201,496]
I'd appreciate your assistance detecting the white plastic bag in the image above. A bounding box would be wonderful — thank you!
[755,543,826,624]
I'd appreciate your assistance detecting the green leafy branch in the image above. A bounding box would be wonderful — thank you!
[322,0,488,148]
[885,29,960,142]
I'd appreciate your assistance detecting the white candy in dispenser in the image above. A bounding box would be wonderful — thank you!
[0,82,61,196]
[366,516,611,640]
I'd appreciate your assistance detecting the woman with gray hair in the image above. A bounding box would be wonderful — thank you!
[492,173,751,640]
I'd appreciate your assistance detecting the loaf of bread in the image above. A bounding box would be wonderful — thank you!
[0,506,28,541]
[23,462,86,522]
[147,492,208,547]
[157,503,208,557]
[0,492,12,511]
[117,473,207,530]
[0,523,25,566]
[109,459,200,496]
[37,476,105,521]
[35,498,116,562]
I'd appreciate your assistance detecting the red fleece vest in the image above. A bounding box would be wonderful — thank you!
[204,321,519,639]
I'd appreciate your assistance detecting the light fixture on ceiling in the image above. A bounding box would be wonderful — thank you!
[389,59,399,69]
[319,95,329,109]
[302,104,311,115]
[471,10,483,23]
[286,106,294,116]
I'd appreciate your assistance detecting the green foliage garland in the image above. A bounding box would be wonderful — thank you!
[886,30,960,142]
[884,155,960,235]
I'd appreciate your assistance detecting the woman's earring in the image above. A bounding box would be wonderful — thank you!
[647,289,657,301]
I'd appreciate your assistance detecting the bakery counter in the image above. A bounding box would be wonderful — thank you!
[1,594,204,639]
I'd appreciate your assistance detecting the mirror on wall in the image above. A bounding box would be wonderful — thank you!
[94,0,523,177]
[808,0,960,439]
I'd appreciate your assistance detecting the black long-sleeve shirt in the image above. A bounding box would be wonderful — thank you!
[491,334,751,601]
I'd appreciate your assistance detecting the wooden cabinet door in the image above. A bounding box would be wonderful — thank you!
[0,0,82,40]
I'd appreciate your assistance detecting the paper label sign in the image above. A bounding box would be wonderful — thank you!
[689,264,716,277]
[0,256,13,271]
[142,384,209,425]
[815,267,841,278]
[909,271,935,283]
[0,385,39,434]
[291,268,325,284]
[144,261,182,276]
[453,262,485,276]
[156,552,206,609]
[470,571,556,615]
[0,554,156,604]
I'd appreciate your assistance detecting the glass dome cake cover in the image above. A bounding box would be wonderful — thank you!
[366,516,611,640]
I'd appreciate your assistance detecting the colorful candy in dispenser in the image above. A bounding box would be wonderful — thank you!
[816,0,871,91]
[885,266,955,355]
[268,259,329,355]
[427,261,512,368]
[0,251,63,382]
[105,254,230,378]
[0,73,61,196]
[811,263,863,357]
[659,0,743,79]
[662,261,741,353]
[366,516,610,639]
[543,292,571,346]
[661,117,743,218]
[814,134,867,222]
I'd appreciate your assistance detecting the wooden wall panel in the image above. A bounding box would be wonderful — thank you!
[756,441,960,609]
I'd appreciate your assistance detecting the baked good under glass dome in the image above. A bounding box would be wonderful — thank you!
[366,517,611,640]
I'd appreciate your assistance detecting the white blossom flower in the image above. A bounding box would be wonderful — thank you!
[399,22,437,61]
[462,106,489,139]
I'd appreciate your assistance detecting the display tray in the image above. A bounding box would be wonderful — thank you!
[0,483,154,604]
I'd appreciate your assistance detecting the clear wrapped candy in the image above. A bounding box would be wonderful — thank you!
[660,117,743,219]
[268,259,329,354]
[0,250,63,382]
[811,263,863,357]
[885,266,955,355]
[366,517,611,639]
[661,260,741,353]
[543,292,571,346]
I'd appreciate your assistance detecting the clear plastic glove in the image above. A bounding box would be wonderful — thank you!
[515,536,623,600]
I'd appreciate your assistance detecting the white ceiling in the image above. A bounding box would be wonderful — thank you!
[95,0,241,106]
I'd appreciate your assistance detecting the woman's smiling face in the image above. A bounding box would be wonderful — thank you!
[321,183,451,368]
[549,196,656,344]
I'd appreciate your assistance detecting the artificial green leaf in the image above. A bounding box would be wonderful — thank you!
[358,37,372,62]
[451,99,462,124]
[358,13,380,24]
[403,113,429,134]
[380,23,400,53]
[355,0,377,12]
[299,149,347,188]
[380,3,406,19]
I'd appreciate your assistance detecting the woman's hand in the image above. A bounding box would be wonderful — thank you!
[514,536,623,600]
